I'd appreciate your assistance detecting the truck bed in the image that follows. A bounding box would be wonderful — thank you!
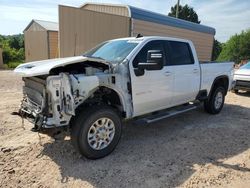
[200,62,234,93]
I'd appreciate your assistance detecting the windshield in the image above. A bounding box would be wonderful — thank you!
[83,40,139,63]
[240,62,250,69]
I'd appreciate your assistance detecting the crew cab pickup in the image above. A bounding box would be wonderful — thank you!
[14,36,234,159]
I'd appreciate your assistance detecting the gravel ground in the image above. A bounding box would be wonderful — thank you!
[0,70,250,188]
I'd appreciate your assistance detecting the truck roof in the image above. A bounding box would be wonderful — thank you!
[110,36,192,44]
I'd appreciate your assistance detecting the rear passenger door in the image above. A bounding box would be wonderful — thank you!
[166,41,200,105]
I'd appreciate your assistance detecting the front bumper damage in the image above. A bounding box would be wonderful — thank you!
[20,73,75,131]
[20,96,45,129]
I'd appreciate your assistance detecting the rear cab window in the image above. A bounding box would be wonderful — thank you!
[166,41,194,66]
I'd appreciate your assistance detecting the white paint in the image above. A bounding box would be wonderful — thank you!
[17,36,234,128]
[234,67,250,82]
[14,56,109,77]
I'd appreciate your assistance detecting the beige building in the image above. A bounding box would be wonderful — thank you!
[0,48,3,68]
[24,20,59,62]
[59,3,216,61]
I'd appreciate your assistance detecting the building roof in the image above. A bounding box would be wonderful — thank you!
[24,19,59,32]
[81,3,216,35]
[128,6,215,35]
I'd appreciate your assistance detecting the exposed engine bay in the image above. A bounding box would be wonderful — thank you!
[49,61,110,75]
[19,59,131,131]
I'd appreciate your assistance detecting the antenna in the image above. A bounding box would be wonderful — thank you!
[136,34,143,38]
[176,0,180,18]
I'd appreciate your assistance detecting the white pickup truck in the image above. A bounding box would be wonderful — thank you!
[15,36,234,159]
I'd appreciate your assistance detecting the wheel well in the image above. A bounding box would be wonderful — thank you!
[211,76,229,95]
[75,86,125,117]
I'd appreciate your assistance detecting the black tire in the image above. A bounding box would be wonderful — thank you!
[204,86,226,114]
[71,105,122,159]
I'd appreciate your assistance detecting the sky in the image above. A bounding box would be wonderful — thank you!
[0,0,249,42]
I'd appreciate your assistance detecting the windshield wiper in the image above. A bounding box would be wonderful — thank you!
[83,55,105,61]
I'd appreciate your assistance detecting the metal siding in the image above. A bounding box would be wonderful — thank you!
[81,4,215,35]
[81,4,129,17]
[59,6,76,57]
[24,30,49,62]
[35,20,58,31]
[48,31,59,59]
[132,19,214,61]
[129,6,215,35]
[59,5,130,57]
[26,22,45,31]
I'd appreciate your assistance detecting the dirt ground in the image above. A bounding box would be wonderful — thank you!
[0,70,250,188]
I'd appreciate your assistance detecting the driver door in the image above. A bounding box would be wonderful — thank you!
[130,40,175,117]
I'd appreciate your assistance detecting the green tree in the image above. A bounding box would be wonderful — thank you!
[212,39,222,61]
[168,4,200,24]
[217,30,250,63]
[5,34,24,49]
[0,34,25,66]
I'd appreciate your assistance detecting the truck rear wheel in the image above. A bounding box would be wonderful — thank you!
[71,106,122,159]
[204,87,226,114]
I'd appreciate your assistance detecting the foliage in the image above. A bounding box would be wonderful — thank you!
[212,39,222,61]
[0,34,25,67]
[168,4,201,24]
[217,30,250,63]
[6,61,24,68]
[8,35,24,50]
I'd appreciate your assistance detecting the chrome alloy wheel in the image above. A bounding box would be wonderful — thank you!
[87,118,115,150]
[214,91,223,109]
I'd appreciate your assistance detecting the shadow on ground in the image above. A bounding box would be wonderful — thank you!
[39,103,250,187]
[235,91,250,97]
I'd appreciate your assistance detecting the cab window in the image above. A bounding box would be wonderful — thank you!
[133,40,167,68]
[167,41,194,65]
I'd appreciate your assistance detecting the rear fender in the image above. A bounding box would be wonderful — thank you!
[208,75,229,97]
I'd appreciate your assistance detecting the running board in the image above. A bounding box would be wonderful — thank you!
[140,104,199,124]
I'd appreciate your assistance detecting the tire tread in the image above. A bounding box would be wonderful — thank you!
[204,86,225,114]
[70,105,122,159]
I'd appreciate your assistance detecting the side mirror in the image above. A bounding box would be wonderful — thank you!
[137,50,164,71]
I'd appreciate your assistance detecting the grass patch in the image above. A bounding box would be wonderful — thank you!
[6,61,24,69]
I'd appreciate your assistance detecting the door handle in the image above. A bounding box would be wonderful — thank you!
[164,71,172,76]
[193,69,199,73]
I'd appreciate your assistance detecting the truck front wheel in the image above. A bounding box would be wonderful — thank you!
[71,106,122,159]
[204,87,226,114]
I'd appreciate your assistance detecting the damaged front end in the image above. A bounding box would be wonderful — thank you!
[15,55,114,132]
[20,73,75,131]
